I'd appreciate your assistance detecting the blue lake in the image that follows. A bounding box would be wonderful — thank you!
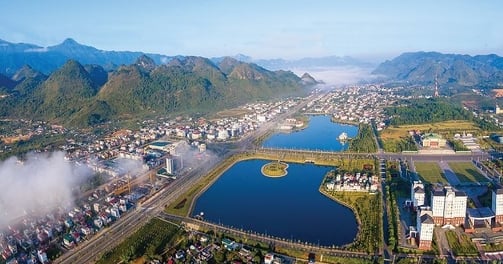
[192,159,358,246]
[262,115,358,151]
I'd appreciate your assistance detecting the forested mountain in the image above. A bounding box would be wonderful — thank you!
[373,52,503,88]
[0,56,307,126]
[0,38,174,76]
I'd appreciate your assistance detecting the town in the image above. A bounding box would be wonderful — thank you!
[2,83,503,264]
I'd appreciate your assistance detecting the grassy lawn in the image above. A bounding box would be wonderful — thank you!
[261,161,288,177]
[447,162,488,183]
[414,162,448,184]
[213,108,252,118]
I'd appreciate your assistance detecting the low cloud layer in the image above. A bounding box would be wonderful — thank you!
[293,66,379,87]
[0,152,87,229]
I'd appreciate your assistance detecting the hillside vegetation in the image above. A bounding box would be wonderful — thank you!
[0,56,307,127]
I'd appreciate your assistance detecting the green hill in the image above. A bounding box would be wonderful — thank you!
[0,56,307,127]
[373,52,503,89]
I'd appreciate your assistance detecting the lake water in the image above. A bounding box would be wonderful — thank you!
[192,159,358,246]
[262,115,358,151]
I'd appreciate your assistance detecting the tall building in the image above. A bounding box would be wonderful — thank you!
[411,180,425,208]
[166,157,174,175]
[492,188,503,223]
[417,210,434,250]
[431,186,467,226]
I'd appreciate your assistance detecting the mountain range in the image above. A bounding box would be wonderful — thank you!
[372,52,503,88]
[0,38,176,76]
[0,55,306,127]
[2,37,503,127]
[0,38,373,77]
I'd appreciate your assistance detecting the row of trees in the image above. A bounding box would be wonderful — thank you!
[381,137,418,153]
[329,192,382,254]
[349,124,378,153]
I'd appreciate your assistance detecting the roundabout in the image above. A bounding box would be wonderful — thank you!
[261,161,289,177]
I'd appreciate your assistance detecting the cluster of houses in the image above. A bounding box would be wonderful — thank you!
[278,118,305,131]
[325,171,380,192]
[306,85,395,130]
[61,99,300,162]
[0,97,304,263]
[0,186,144,263]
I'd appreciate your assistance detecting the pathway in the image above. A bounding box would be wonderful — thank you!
[438,161,461,185]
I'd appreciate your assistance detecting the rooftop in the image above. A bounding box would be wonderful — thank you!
[149,141,170,147]
[467,207,495,220]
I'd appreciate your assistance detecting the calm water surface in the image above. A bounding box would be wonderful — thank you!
[262,115,358,151]
[193,159,358,246]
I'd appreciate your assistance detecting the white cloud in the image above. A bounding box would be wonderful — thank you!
[0,152,88,229]
[292,66,379,87]
[24,47,48,52]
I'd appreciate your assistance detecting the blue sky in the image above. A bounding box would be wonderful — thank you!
[1,0,501,60]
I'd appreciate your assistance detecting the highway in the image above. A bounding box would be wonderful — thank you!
[56,153,222,264]
[55,94,492,263]
[55,98,312,263]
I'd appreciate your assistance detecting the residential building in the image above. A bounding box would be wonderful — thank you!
[417,210,434,250]
[431,186,467,226]
[411,180,425,208]
[492,188,503,223]
[166,157,174,175]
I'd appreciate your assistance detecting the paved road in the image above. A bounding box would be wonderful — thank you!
[438,161,461,185]
[56,153,222,264]
[158,212,374,261]
[55,98,312,263]
[55,96,493,263]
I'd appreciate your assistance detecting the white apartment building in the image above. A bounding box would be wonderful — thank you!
[166,157,174,175]
[492,188,503,223]
[417,210,434,250]
[411,180,425,208]
[431,186,467,226]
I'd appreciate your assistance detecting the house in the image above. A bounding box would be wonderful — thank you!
[264,253,275,264]
[421,133,446,148]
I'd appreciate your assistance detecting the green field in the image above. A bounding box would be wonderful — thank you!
[414,162,448,184]
[448,162,488,183]
[97,218,183,264]
[445,230,479,256]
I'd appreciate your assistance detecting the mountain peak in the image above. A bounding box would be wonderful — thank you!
[61,38,80,46]
[135,55,156,71]
[300,72,318,85]
[12,65,44,82]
